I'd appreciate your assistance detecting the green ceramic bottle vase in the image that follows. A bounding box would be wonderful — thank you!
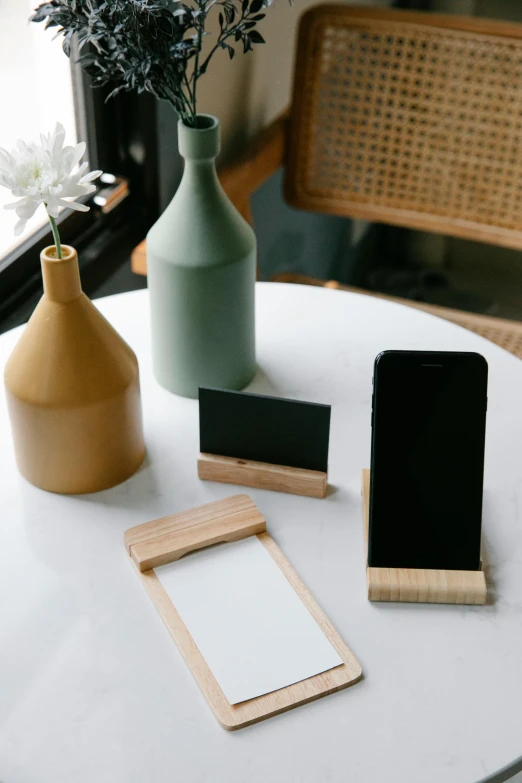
[146,114,257,398]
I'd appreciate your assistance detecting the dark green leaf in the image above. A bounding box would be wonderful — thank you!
[218,11,224,27]
[248,29,265,43]
[63,29,74,57]
[30,3,55,23]
[249,0,263,14]
[242,0,249,13]
[43,17,60,30]
[251,13,266,20]
[79,53,98,67]
[224,5,235,24]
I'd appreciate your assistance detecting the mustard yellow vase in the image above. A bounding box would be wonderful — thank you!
[4,245,145,494]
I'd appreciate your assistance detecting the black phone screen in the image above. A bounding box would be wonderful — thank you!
[368,351,488,570]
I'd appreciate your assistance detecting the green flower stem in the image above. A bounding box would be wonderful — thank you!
[48,214,62,259]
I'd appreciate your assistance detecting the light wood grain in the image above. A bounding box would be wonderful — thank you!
[361,469,487,605]
[125,494,265,571]
[125,494,256,551]
[130,507,266,571]
[198,452,328,499]
[125,494,361,729]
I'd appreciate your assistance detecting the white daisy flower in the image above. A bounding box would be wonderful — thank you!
[0,122,102,238]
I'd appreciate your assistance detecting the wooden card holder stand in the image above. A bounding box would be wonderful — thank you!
[361,470,487,605]
[198,453,328,498]
[125,494,361,730]
[198,387,331,499]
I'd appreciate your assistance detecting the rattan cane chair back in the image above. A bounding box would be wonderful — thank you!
[285,6,522,250]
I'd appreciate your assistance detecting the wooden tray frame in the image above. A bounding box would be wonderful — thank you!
[361,470,487,605]
[125,494,361,730]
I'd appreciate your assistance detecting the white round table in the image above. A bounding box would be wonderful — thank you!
[1,283,521,783]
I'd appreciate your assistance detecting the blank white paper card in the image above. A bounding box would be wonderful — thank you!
[154,536,343,705]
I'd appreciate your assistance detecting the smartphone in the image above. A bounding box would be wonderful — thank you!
[369,351,488,571]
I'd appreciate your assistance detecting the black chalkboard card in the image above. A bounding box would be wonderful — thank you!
[198,387,331,498]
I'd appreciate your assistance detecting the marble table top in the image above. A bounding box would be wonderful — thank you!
[0,283,521,783]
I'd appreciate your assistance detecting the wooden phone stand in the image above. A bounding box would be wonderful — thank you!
[361,470,487,605]
[198,453,328,498]
[125,494,361,729]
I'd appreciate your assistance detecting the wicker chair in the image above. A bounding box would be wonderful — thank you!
[132,6,522,360]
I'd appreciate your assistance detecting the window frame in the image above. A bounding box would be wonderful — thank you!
[0,52,159,326]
